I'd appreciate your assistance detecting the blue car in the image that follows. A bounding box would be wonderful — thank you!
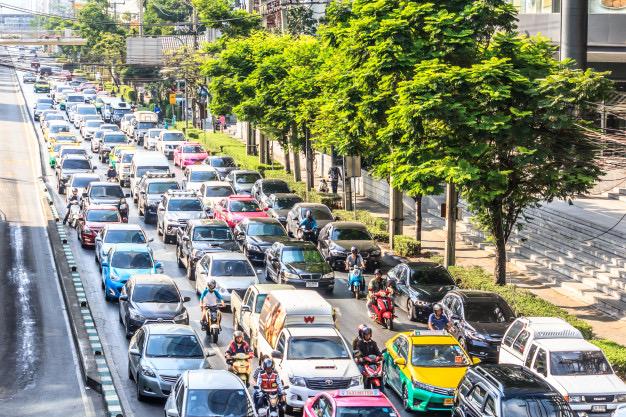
[101,243,163,301]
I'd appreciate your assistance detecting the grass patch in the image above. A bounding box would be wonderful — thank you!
[334,210,389,242]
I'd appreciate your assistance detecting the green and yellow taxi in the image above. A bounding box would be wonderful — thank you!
[49,144,85,168]
[34,80,50,93]
[383,330,478,413]
[109,144,134,168]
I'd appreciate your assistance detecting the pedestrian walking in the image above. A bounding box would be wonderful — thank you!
[153,103,161,121]
[328,165,342,194]
[219,115,226,132]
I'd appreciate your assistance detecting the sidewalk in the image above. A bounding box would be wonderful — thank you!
[356,195,626,346]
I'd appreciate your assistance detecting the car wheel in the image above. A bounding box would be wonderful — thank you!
[285,405,295,415]
[186,262,195,281]
[176,246,184,267]
[382,360,390,388]
[128,362,134,381]
[233,312,240,331]
[104,291,111,302]
[407,301,417,322]
[402,385,410,411]
[138,204,144,216]
[136,377,146,402]
[157,222,163,236]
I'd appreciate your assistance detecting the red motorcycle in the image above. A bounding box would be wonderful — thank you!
[357,354,383,389]
[368,289,395,330]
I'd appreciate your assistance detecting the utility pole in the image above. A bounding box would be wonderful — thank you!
[388,183,403,249]
[138,0,143,36]
[560,0,588,69]
[444,182,457,267]
[305,127,314,192]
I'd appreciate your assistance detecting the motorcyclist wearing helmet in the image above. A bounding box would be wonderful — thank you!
[199,279,224,330]
[225,330,253,361]
[106,163,117,181]
[428,303,452,331]
[367,269,392,314]
[354,326,381,373]
[299,210,317,231]
[345,246,366,271]
[352,324,367,351]
[254,358,285,411]
[63,187,80,225]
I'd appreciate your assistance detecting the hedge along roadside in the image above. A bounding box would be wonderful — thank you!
[449,266,626,379]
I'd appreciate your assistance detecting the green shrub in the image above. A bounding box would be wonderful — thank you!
[590,339,626,379]
[370,229,389,242]
[449,266,594,339]
[334,210,388,243]
[394,235,421,257]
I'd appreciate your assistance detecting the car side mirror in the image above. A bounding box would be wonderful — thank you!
[241,305,251,312]
[100,260,108,267]
[394,357,406,366]
[263,207,269,211]
[92,167,96,172]
[165,408,179,417]
[472,357,481,365]
[148,237,154,243]
[119,294,128,301]
[95,235,102,242]
[182,235,190,241]
[129,347,140,356]
[125,193,130,198]
[271,350,282,359]
[200,271,208,276]
[455,278,462,285]
[183,296,191,303]
[158,207,165,212]
[82,192,88,197]
[451,314,460,322]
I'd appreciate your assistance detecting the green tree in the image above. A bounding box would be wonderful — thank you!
[384,33,611,284]
[144,0,194,35]
[193,0,261,38]
[286,6,317,35]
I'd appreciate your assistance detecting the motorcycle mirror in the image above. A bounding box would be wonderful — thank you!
[205,348,216,357]
[82,192,88,197]
[271,350,282,359]
[125,193,130,198]
[129,347,140,356]
[148,237,154,242]
[119,294,128,301]
[183,296,191,303]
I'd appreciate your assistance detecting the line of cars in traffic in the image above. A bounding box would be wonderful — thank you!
[30,75,626,417]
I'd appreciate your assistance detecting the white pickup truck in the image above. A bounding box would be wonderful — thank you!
[231,284,294,354]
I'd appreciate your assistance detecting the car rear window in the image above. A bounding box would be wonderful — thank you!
[62,159,91,170]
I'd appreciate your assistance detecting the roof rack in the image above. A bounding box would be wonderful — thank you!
[143,318,176,325]
[413,330,447,337]
[474,367,504,392]
[166,190,199,197]
[143,171,175,179]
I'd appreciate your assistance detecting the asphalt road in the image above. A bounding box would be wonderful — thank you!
[0,64,96,416]
[15,66,436,417]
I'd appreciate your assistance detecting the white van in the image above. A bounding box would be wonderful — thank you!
[499,317,626,416]
[129,152,170,199]
[156,130,186,159]
[256,290,362,412]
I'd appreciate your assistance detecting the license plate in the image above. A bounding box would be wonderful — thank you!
[443,399,454,406]
[592,405,607,413]
[306,282,319,288]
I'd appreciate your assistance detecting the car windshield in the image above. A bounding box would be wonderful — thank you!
[83,89,97,94]
[104,230,146,244]
[137,122,155,129]
[86,209,119,222]
[263,181,290,194]
[331,228,371,241]
[50,125,70,133]
[281,247,323,263]
[247,222,285,237]
[228,200,261,212]
[67,96,84,102]
[103,135,127,144]
[145,335,203,358]
[190,171,219,182]
[77,107,97,115]
[86,120,102,127]
[287,336,349,360]
[300,207,333,220]
[411,345,469,367]
[336,407,398,417]
[90,186,124,198]
[185,389,251,417]
[409,265,455,286]
[464,301,513,323]
[71,177,98,188]
[205,186,233,197]
[102,125,119,131]
[38,103,53,110]
[210,157,236,168]
[550,351,612,376]
[62,159,91,170]
[147,182,178,194]
[137,166,169,177]
[502,396,574,417]
[112,108,130,115]
[132,284,179,303]
[163,132,184,141]
[193,226,232,241]
[210,259,255,277]
[37,99,54,105]
[236,173,261,184]
[121,154,134,163]
[183,145,204,153]
[110,251,153,269]
[148,130,162,138]
[272,196,301,209]
[45,115,64,122]
[168,199,203,211]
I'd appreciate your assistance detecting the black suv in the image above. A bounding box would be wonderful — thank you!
[264,241,334,293]
[386,262,456,322]
[453,364,575,417]
[176,219,238,280]
[441,290,516,362]
[136,173,179,224]
[233,217,290,265]
[82,181,129,208]
[250,179,292,208]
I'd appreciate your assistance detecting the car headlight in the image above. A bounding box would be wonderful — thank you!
[350,376,362,387]
[615,394,626,402]
[129,310,144,321]
[218,286,228,294]
[283,271,299,280]
[246,244,262,253]
[413,380,438,392]
[288,375,306,387]
[322,272,334,279]
[174,311,188,321]
[568,395,583,403]
[140,365,156,378]
[413,299,430,307]
[278,216,286,222]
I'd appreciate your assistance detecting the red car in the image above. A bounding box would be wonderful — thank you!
[173,142,209,168]
[303,389,400,417]
[76,205,122,248]
[213,195,268,228]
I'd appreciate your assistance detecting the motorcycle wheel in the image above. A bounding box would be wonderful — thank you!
[211,328,219,344]
[385,317,393,331]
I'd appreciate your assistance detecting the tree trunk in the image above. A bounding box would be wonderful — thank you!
[292,145,302,182]
[492,201,507,285]
[414,194,422,255]
[283,138,291,174]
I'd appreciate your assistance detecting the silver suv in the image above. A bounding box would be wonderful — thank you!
[157,190,208,244]
[128,323,210,401]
